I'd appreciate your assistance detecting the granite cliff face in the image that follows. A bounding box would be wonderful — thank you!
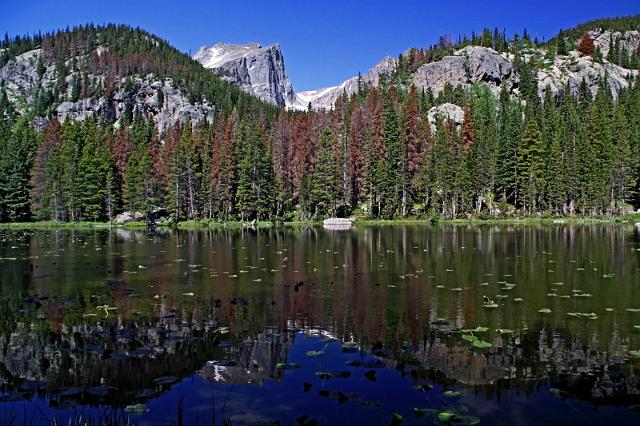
[195,29,638,112]
[412,46,516,96]
[193,42,295,108]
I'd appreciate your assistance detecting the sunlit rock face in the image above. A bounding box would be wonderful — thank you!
[0,48,215,135]
[193,43,295,108]
[412,46,515,97]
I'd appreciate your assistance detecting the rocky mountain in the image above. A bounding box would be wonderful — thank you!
[0,47,215,133]
[289,56,398,111]
[2,23,639,125]
[195,28,639,112]
[193,42,295,108]
[0,25,275,135]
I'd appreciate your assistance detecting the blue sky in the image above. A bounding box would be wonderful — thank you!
[1,0,639,91]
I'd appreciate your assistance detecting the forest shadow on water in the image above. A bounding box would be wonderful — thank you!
[0,224,640,425]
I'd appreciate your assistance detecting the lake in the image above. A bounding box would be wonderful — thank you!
[1,224,640,425]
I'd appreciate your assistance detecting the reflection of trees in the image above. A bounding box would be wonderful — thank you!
[1,224,640,409]
[0,305,226,406]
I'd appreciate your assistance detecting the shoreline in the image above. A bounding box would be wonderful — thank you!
[0,214,639,230]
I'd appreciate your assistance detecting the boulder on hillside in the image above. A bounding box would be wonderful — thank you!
[427,103,464,133]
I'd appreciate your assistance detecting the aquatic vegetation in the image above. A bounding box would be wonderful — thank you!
[1,225,639,425]
[125,403,150,415]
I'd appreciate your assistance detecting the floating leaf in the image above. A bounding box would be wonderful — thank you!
[496,329,514,334]
[443,390,462,398]
[315,371,332,379]
[483,303,498,309]
[538,308,552,314]
[276,362,300,369]
[125,403,149,415]
[461,326,489,333]
[305,350,326,357]
[411,383,433,392]
[472,339,492,349]
[626,308,640,313]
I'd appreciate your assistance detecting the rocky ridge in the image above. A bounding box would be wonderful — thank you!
[195,29,639,111]
[193,42,295,108]
[0,47,215,134]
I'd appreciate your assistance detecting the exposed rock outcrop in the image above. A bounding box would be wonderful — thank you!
[0,48,215,135]
[427,103,465,133]
[412,46,515,96]
[537,52,637,99]
[193,43,295,107]
[589,29,640,57]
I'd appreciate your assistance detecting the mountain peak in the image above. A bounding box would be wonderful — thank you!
[193,42,294,107]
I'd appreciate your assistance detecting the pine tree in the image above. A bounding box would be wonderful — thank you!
[75,120,112,221]
[382,88,401,218]
[578,33,596,56]
[0,118,37,221]
[30,117,61,219]
[401,85,422,216]
[310,128,340,218]
[517,119,546,214]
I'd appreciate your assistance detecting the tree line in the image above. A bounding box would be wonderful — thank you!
[1,74,639,223]
[1,22,640,223]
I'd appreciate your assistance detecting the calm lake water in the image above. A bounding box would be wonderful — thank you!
[1,224,640,425]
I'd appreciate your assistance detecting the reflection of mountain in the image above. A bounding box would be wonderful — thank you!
[390,327,640,406]
[200,328,294,384]
[0,312,225,405]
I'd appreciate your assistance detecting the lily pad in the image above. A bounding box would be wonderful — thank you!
[125,403,149,415]
[276,362,300,369]
[305,350,326,357]
[461,326,489,333]
[472,339,493,349]
[538,308,552,314]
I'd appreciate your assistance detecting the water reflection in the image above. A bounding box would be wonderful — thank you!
[0,225,639,424]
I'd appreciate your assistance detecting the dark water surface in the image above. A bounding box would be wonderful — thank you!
[1,224,640,425]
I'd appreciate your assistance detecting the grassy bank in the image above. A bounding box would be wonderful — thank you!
[0,214,639,230]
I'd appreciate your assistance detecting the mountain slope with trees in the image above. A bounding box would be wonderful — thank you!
[1,19,640,223]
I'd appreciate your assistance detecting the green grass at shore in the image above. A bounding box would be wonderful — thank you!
[0,214,638,230]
